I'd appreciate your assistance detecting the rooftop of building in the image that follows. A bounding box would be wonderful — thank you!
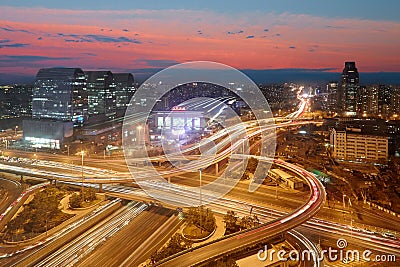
[270,168,294,180]
[36,68,84,80]
[113,73,134,82]
[332,126,389,138]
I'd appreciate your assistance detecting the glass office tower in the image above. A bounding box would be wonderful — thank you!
[85,71,116,120]
[341,62,359,115]
[32,68,87,125]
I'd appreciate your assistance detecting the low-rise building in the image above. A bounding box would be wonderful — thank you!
[330,127,388,162]
[23,119,73,149]
[268,168,303,189]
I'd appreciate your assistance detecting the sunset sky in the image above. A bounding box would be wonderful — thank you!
[0,0,399,80]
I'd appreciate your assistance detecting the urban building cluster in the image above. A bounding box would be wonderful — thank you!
[23,68,135,150]
[1,62,399,164]
[0,84,32,119]
[326,62,400,119]
[319,62,400,163]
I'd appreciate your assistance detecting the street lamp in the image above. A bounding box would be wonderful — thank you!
[80,150,85,194]
[14,126,18,136]
[137,125,143,146]
[199,169,202,207]
[65,144,70,156]
[199,168,203,233]
[342,194,346,209]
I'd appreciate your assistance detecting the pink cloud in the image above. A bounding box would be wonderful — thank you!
[0,6,399,75]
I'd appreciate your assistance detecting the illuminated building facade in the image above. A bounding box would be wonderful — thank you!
[114,73,135,110]
[326,81,338,112]
[85,71,116,120]
[32,68,87,125]
[340,62,359,115]
[330,127,388,162]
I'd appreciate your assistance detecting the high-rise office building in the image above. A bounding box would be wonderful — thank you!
[340,61,359,115]
[32,68,87,124]
[326,81,339,112]
[369,86,379,116]
[378,85,392,118]
[357,86,369,115]
[114,73,135,109]
[392,87,400,116]
[24,68,84,149]
[85,71,116,120]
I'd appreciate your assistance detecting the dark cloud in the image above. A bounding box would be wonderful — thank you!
[0,40,29,48]
[0,44,28,48]
[81,52,96,56]
[275,33,281,36]
[246,35,255,39]
[325,25,347,29]
[1,26,33,34]
[122,29,129,32]
[61,34,141,44]
[289,46,296,49]
[197,30,203,35]
[227,30,244,35]
[134,59,179,68]
[37,37,43,40]
[309,49,315,52]
[264,28,269,32]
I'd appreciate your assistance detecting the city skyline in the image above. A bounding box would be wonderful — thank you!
[1,1,400,83]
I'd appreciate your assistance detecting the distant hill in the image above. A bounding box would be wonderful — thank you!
[131,68,400,85]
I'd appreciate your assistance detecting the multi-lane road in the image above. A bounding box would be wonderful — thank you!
[36,201,148,267]
[78,207,180,267]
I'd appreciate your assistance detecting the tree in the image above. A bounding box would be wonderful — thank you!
[186,206,216,233]
[223,210,239,233]
[69,193,82,208]
[151,234,192,262]
[4,186,69,239]
[239,215,260,230]
[241,157,259,180]
[82,188,97,201]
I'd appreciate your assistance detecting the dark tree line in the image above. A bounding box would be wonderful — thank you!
[223,210,260,235]
[5,186,70,238]
[69,188,97,208]
[186,206,216,233]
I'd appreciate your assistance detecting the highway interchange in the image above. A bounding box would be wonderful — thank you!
[0,95,399,266]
